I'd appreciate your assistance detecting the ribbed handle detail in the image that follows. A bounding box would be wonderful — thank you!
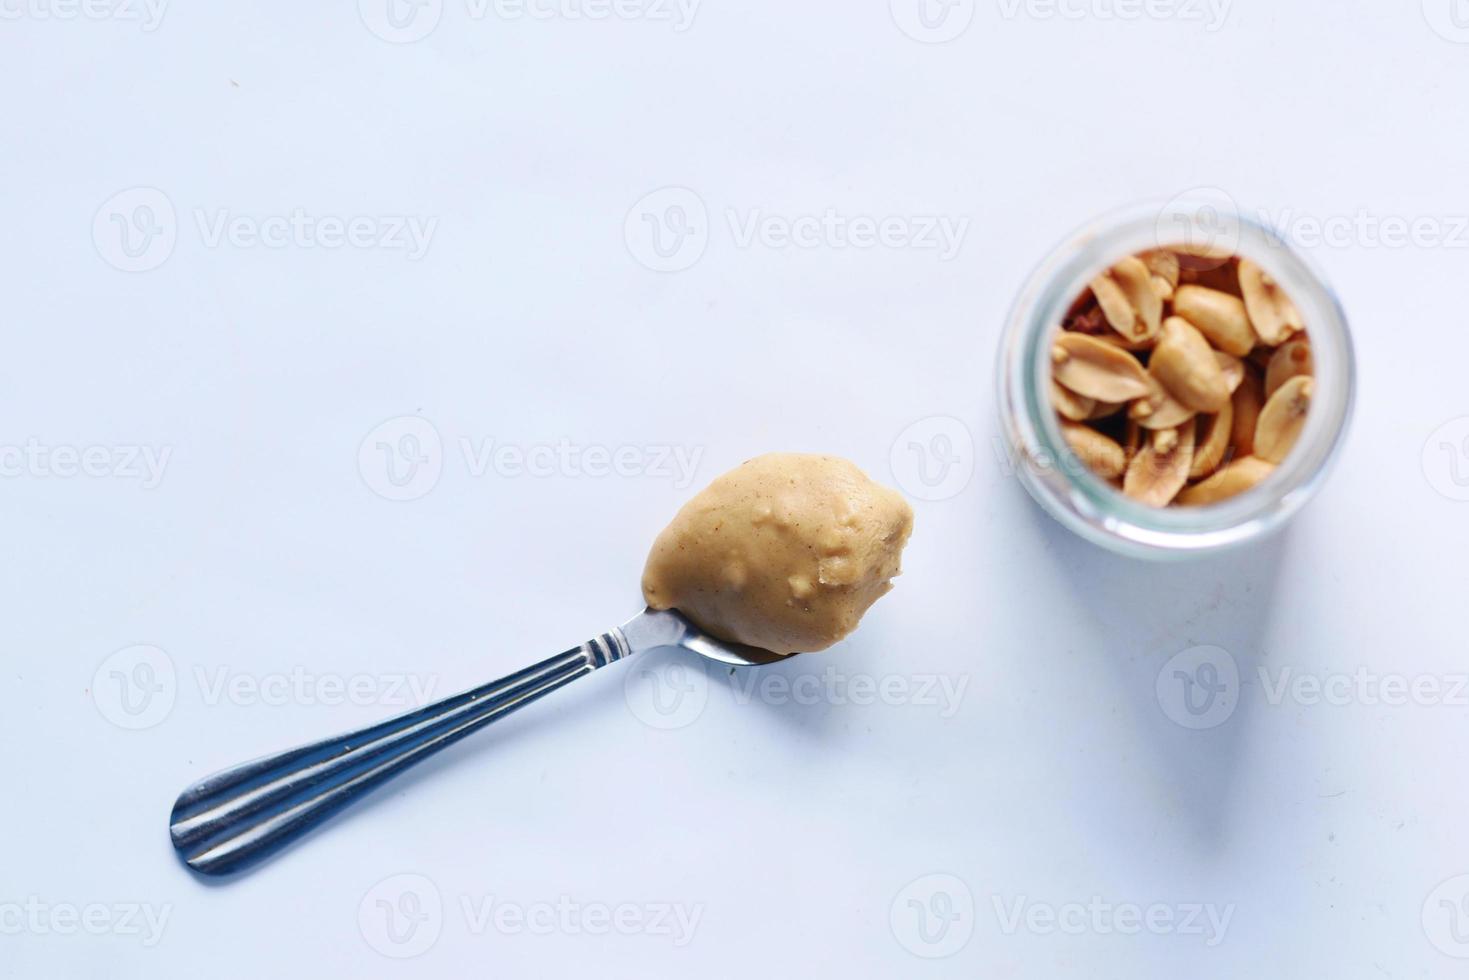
[170,631,631,876]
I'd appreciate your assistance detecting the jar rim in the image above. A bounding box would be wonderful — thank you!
[999,197,1356,557]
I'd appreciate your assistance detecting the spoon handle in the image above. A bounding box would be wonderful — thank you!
[169,629,635,876]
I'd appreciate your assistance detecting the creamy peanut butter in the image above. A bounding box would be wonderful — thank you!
[641,453,914,656]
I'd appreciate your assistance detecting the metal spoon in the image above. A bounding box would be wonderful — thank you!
[168,608,784,876]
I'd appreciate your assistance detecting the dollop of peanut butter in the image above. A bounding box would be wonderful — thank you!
[641,454,914,656]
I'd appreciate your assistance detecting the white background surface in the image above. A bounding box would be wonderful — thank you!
[4,1,1469,976]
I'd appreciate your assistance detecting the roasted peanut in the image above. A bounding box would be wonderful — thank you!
[1091,256,1163,343]
[1051,333,1153,402]
[1255,375,1313,464]
[1176,457,1276,506]
[1122,416,1143,459]
[1142,250,1181,301]
[1092,330,1155,353]
[1229,370,1265,459]
[1130,374,1196,430]
[1239,258,1303,345]
[1216,351,1246,395]
[1173,285,1258,357]
[1061,421,1127,480]
[1190,398,1235,481]
[1123,418,1196,507]
[1052,380,1097,421]
[1265,336,1313,399]
[1150,316,1231,413]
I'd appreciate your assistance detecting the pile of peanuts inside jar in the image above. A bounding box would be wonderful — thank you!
[1049,248,1314,507]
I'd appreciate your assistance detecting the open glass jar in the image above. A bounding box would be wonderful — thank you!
[997,197,1356,559]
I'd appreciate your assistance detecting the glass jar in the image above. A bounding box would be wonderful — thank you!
[996,197,1356,559]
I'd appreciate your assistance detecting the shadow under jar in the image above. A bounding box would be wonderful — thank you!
[997,200,1356,559]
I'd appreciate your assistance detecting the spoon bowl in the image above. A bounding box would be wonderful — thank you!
[624,607,791,667]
